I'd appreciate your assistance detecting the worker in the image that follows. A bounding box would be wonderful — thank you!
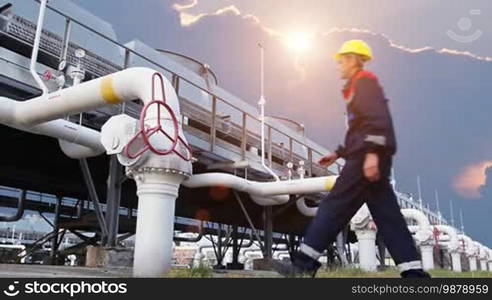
[274,40,431,278]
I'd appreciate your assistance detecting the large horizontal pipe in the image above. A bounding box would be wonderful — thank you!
[0,67,181,157]
[11,67,181,126]
[183,173,337,198]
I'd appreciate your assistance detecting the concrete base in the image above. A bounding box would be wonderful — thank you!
[85,246,134,268]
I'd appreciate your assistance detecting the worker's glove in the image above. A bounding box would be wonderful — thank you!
[363,153,380,182]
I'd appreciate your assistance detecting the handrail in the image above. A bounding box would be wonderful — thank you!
[38,1,341,174]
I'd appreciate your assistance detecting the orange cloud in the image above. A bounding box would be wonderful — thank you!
[453,160,492,199]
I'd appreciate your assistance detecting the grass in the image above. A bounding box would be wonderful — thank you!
[165,264,213,278]
[316,267,492,278]
[164,266,492,278]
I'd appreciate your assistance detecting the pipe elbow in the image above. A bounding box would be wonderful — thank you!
[59,139,105,159]
[296,197,318,217]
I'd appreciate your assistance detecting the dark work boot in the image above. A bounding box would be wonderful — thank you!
[400,269,432,278]
[272,251,321,278]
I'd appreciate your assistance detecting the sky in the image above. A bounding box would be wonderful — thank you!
[4,0,492,247]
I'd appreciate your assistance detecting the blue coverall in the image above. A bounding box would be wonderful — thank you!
[298,70,422,272]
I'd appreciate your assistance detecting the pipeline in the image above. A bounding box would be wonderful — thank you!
[182,173,337,206]
[434,225,461,272]
[401,208,434,270]
[296,197,318,217]
[0,65,338,276]
[458,234,479,271]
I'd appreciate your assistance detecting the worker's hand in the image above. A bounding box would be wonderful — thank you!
[363,153,380,182]
[318,152,339,167]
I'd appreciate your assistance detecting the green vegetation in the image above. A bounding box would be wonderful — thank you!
[165,266,492,278]
[166,264,213,278]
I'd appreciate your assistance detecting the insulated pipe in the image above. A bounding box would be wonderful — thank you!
[58,139,104,159]
[459,235,478,271]
[0,67,181,156]
[0,110,105,157]
[350,205,377,271]
[183,173,337,201]
[30,0,49,95]
[250,195,289,206]
[355,229,377,272]
[9,67,181,126]
[476,242,488,271]
[489,249,492,272]
[296,197,318,217]
[400,209,434,270]
[133,173,185,277]
[434,225,461,272]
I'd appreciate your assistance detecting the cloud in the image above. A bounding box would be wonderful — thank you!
[454,160,492,199]
[172,1,492,63]
[172,0,198,12]
[479,166,492,198]
[174,4,243,27]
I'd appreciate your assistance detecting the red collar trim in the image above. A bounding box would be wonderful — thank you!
[342,70,378,101]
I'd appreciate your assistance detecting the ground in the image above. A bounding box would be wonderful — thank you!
[0,264,490,278]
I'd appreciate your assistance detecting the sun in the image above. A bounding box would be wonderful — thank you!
[285,32,313,53]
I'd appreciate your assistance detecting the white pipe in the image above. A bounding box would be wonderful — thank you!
[10,67,181,126]
[450,252,462,273]
[257,44,279,181]
[0,98,103,151]
[476,242,488,271]
[458,234,478,257]
[133,173,184,277]
[434,225,461,272]
[434,225,459,252]
[459,235,478,271]
[489,249,492,272]
[30,0,49,95]
[58,139,104,159]
[469,256,478,271]
[420,245,434,271]
[250,195,289,206]
[296,197,318,217]
[401,208,431,230]
[0,67,182,157]
[183,173,337,200]
[355,229,377,272]
[401,208,434,270]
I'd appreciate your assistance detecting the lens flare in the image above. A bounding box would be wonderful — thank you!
[285,32,313,53]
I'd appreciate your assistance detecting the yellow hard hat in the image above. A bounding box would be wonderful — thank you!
[334,39,373,61]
